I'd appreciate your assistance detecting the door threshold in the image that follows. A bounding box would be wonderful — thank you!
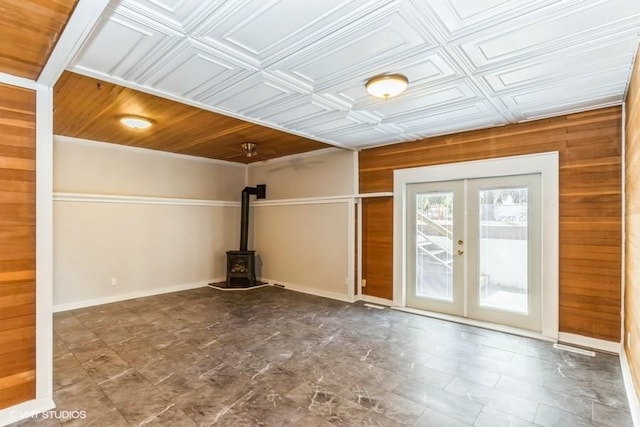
[391,306,555,343]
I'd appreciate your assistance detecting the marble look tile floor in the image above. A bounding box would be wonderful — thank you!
[13,287,633,426]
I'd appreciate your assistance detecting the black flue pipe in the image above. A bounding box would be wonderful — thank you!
[239,185,266,251]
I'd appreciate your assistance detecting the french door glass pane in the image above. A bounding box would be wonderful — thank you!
[415,192,454,301]
[478,187,528,313]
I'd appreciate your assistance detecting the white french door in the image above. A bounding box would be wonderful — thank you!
[406,174,542,331]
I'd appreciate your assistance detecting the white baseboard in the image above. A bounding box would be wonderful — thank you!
[557,332,621,354]
[359,294,393,306]
[621,348,640,427]
[0,396,55,427]
[262,278,354,303]
[52,279,222,312]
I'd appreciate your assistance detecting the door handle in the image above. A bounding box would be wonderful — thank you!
[457,249,464,255]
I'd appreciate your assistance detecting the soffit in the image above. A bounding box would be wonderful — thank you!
[53,71,331,163]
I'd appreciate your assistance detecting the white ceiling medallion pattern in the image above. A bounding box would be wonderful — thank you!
[71,0,640,149]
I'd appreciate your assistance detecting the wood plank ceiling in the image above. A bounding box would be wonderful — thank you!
[53,72,331,163]
[0,0,78,80]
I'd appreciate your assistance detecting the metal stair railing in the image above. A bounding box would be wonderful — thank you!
[417,210,452,239]
[416,211,453,270]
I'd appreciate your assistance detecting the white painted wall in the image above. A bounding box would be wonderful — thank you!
[53,136,244,310]
[247,149,356,300]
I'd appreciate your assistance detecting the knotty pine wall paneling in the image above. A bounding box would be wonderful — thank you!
[360,106,622,341]
[0,83,36,408]
[625,49,640,396]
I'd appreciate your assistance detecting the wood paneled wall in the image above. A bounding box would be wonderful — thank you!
[0,83,36,408]
[625,49,640,396]
[360,106,622,341]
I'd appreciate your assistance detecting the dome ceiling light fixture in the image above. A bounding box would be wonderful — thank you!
[120,115,153,129]
[241,142,258,158]
[365,73,409,99]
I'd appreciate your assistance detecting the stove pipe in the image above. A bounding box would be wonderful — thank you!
[240,184,266,251]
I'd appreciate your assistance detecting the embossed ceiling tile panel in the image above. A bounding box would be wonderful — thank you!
[512,93,624,122]
[206,0,348,56]
[191,0,389,65]
[500,67,630,112]
[208,75,294,116]
[412,115,506,140]
[256,97,328,125]
[65,0,640,150]
[480,36,640,94]
[0,0,77,79]
[394,101,504,132]
[318,124,407,147]
[287,111,360,135]
[280,4,431,86]
[121,0,224,32]
[72,8,182,80]
[507,92,624,123]
[421,0,557,39]
[365,81,478,119]
[143,40,254,99]
[335,51,461,105]
[323,123,407,142]
[455,0,640,71]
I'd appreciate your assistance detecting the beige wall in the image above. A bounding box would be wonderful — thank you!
[54,136,245,200]
[253,203,350,298]
[53,136,243,308]
[247,148,355,199]
[54,138,357,307]
[248,148,356,298]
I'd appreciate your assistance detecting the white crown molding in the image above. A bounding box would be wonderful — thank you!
[53,192,240,208]
[54,135,247,168]
[623,49,640,99]
[247,146,347,168]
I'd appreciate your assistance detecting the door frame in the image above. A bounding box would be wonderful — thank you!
[393,152,559,339]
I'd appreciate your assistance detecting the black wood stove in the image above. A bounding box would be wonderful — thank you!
[223,184,266,288]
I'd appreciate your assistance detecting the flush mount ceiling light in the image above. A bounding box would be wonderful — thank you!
[120,115,152,129]
[365,74,409,99]
[241,142,258,158]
